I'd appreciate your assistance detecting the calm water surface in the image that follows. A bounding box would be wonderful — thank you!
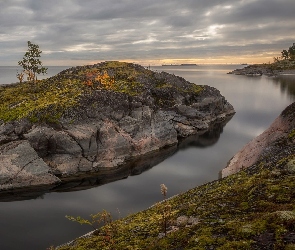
[0,65,294,249]
[0,66,70,85]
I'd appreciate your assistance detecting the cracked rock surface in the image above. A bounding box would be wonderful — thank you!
[0,140,60,190]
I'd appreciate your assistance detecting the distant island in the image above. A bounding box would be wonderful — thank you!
[162,63,198,66]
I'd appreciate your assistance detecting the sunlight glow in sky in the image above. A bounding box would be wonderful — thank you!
[0,0,294,66]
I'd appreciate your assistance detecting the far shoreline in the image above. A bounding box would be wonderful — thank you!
[228,62,295,77]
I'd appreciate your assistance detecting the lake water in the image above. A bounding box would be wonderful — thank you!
[0,65,294,249]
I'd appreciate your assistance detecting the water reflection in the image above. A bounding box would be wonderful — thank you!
[271,75,295,99]
[0,119,231,202]
[178,120,227,149]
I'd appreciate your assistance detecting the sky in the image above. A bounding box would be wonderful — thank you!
[0,0,295,66]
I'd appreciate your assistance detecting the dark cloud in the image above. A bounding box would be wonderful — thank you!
[0,0,294,65]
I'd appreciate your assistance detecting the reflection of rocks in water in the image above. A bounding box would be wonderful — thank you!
[0,146,178,201]
[128,145,177,176]
[178,120,227,148]
[0,185,56,202]
[272,75,295,99]
[0,117,232,201]
[53,145,178,193]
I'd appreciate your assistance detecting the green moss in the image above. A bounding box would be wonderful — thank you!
[187,83,203,94]
[108,80,144,96]
[216,240,253,250]
[77,61,147,96]
[1,61,206,123]
[55,157,295,249]
[101,61,133,69]
[289,129,295,139]
[0,79,83,123]
[155,82,173,89]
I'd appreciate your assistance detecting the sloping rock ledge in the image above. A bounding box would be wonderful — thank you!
[222,101,295,177]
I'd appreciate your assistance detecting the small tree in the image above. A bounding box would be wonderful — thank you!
[18,41,48,83]
[16,70,24,83]
[281,49,289,60]
[280,43,295,61]
[288,43,295,60]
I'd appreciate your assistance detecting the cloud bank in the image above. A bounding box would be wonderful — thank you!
[0,0,294,65]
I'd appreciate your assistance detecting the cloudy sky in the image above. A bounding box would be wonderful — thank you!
[1,0,295,66]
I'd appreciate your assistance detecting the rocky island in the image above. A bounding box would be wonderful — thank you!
[0,61,235,195]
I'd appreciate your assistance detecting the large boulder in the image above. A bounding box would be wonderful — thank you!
[0,140,60,190]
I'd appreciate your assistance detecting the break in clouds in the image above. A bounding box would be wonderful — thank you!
[0,0,295,65]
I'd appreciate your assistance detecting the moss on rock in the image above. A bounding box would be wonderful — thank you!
[0,79,83,122]
[56,151,295,249]
[0,61,204,123]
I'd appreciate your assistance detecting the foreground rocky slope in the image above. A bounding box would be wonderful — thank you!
[56,102,295,250]
[0,61,234,192]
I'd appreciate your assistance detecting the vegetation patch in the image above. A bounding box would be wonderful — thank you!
[289,129,295,140]
[2,61,205,123]
[54,155,295,249]
[272,43,295,70]
[0,79,83,123]
[75,61,147,96]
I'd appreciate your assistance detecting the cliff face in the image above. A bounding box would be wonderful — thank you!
[222,102,295,177]
[0,61,235,191]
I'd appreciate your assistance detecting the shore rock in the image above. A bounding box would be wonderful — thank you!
[0,62,235,192]
[0,140,60,190]
[228,63,295,77]
[221,102,295,177]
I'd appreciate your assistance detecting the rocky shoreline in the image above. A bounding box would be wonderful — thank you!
[56,102,295,250]
[0,61,235,195]
[228,64,295,77]
[222,102,295,177]
[0,120,230,202]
